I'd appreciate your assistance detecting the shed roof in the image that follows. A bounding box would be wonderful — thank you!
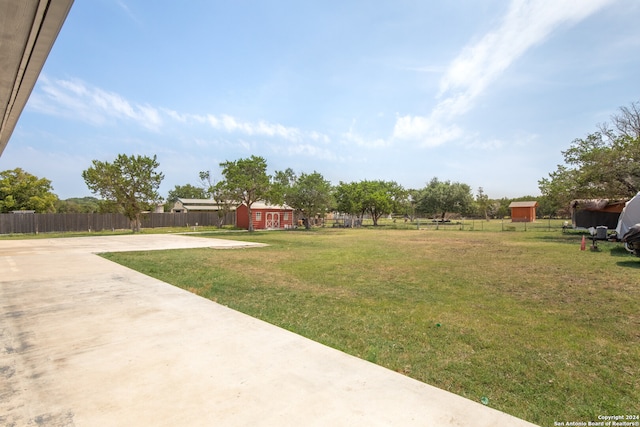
[244,201,293,210]
[509,201,538,208]
[177,198,220,205]
[177,199,292,210]
[570,199,626,211]
[174,198,236,211]
[178,205,230,211]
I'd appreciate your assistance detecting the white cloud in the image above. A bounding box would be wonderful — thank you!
[341,120,390,148]
[29,76,332,146]
[393,0,617,146]
[57,79,89,97]
[115,0,142,25]
[204,113,305,142]
[308,131,330,144]
[393,115,463,148]
[138,105,163,130]
[30,74,422,166]
[438,0,616,100]
[197,113,334,148]
[464,137,505,151]
[30,76,103,124]
[282,143,338,161]
[29,76,163,131]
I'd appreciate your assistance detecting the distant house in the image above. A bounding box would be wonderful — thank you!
[509,201,538,222]
[236,202,294,230]
[171,198,234,213]
[570,199,626,229]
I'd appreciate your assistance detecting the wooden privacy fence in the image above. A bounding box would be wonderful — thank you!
[0,212,236,234]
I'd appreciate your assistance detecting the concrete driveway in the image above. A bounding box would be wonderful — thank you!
[0,234,537,426]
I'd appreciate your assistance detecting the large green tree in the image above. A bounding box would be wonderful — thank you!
[359,180,408,226]
[0,168,58,213]
[334,180,407,226]
[82,154,164,232]
[538,165,580,217]
[539,133,640,208]
[562,132,639,197]
[540,101,640,214]
[218,155,270,232]
[167,184,207,204]
[55,197,101,213]
[272,169,333,229]
[334,181,363,220]
[416,178,473,220]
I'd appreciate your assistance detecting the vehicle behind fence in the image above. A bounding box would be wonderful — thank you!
[0,212,235,234]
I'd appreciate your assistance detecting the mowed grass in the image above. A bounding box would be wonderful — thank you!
[102,226,640,425]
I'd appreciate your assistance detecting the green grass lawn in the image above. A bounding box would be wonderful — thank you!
[102,225,640,425]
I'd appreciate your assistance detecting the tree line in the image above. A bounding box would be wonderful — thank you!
[0,154,536,232]
[169,156,542,231]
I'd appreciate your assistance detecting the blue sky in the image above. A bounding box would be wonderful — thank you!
[2,0,640,200]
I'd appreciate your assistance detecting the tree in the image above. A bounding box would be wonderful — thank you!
[495,197,513,219]
[269,168,297,205]
[198,170,216,198]
[538,165,579,217]
[540,132,640,203]
[599,100,640,140]
[359,180,408,226]
[165,183,207,212]
[416,178,473,220]
[565,132,639,196]
[334,181,364,220]
[272,170,333,229]
[334,180,407,226]
[82,154,164,232]
[486,199,502,219]
[167,184,207,204]
[540,101,640,213]
[218,155,270,232]
[475,187,490,220]
[195,170,234,226]
[0,168,58,213]
[55,197,101,213]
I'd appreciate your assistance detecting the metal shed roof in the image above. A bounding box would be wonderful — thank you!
[508,201,538,208]
[246,201,293,210]
[177,198,220,205]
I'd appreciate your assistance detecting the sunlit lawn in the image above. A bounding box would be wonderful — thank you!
[102,225,640,426]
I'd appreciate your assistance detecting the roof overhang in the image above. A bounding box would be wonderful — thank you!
[0,0,74,157]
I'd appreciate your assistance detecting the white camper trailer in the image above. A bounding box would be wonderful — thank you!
[615,192,640,239]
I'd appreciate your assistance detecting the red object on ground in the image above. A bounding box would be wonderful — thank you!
[580,235,586,251]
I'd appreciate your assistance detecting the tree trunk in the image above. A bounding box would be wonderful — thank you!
[247,205,254,232]
[132,213,141,232]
